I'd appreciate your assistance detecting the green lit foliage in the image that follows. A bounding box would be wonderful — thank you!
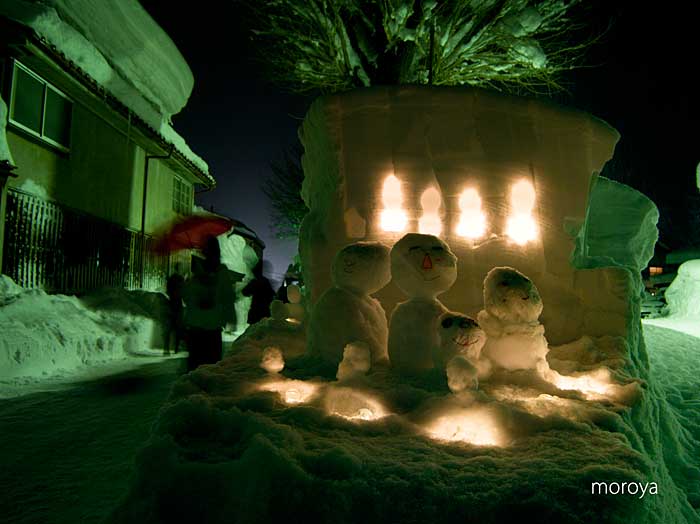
[248,0,599,95]
[264,143,309,239]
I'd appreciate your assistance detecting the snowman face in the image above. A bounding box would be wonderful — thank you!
[439,314,486,361]
[483,266,543,323]
[391,233,457,299]
[332,242,391,294]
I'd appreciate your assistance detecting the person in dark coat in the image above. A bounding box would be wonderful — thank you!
[164,263,185,356]
[181,236,240,371]
[242,260,275,324]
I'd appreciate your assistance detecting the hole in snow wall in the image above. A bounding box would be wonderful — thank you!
[299,86,624,344]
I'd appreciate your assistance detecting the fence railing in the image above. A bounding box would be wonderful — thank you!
[2,188,179,294]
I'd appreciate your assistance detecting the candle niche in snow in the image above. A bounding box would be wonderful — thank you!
[505,180,538,244]
[418,187,443,236]
[455,187,486,239]
[379,175,408,232]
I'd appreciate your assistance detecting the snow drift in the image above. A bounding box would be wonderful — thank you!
[0,275,170,383]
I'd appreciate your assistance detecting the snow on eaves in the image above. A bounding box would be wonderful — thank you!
[0,0,211,179]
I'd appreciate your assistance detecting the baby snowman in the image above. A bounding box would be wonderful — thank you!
[308,242,391,367]
[477,266,549,374]
[436,313,488,392]
[388,233,458,374]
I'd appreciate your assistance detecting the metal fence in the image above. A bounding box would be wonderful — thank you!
[2,188,178,294]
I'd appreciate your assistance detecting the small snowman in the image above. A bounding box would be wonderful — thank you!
[308,242,391,367]
[270,284,305,325]
[436,313,488,392]
[388,233,458,374]
[477,266,549,373]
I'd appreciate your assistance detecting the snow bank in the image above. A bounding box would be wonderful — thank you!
[0,275,169,382]
[110,318,698,524]
[663,260,700,318]
[0,94,14,164]
[0,0,208,174]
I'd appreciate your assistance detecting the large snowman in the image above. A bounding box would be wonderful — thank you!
[388,233,458,374]
[477,266,549,373]
[308,241,391,367]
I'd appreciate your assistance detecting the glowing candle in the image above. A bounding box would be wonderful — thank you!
[380,175,408,232]
[505,180,538,244]
[456,187,486,239]
[418,187,443,236]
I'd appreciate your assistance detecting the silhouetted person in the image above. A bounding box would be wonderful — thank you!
[164,263,185,356]
[182,236,239,371]
[242,260,275,324]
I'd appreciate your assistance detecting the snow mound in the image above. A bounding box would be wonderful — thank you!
[0,0,208,174]
[0,276,170,383]
[110,318,700,524]
[664,260,700,318]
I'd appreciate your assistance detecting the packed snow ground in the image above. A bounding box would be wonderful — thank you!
[109,318,700,524]
[0,358,184,524]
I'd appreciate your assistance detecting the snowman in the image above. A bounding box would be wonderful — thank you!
[308,241,391,367]
[270,284,305,325]
[477,266,549,374]
[436,313,488,392]
[388,233,458,374]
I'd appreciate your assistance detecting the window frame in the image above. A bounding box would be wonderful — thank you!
[8,60,73,152]
[172,175,192,215]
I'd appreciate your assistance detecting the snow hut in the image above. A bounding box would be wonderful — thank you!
[299,86,647,345]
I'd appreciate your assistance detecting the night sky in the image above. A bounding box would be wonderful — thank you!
[141,1,698,283]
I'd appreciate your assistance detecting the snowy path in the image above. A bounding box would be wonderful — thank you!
[0,358,184,524]
[643,320,700,464]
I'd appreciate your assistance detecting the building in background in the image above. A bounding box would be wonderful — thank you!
[0,1,214,293]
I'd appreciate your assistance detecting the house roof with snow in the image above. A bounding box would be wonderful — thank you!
[0,0,214,188]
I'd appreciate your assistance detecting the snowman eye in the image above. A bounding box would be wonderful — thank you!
[409,246,421,252]
[441,317,454,328]
[431,246,444,252]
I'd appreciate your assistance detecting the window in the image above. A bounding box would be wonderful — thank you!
[9,61,72,150]
[172,176,192,215]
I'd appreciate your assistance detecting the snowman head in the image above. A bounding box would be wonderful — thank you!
[332,241,391,294]
[391,233,457,299]
[439,314,486,362]
[483,266,542,323]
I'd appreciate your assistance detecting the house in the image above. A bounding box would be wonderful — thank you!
[0,1,214,294]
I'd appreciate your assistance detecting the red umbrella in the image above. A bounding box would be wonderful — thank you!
[154,215,234,254]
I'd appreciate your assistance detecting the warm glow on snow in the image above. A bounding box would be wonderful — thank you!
[325,387,388,421]
[380,175,408,232]
[418,187,443,236]
[456,187,486,239]
[259,379,319,404]
[547,368,614,400]
[506,180,538,244]
[426,408,506,446]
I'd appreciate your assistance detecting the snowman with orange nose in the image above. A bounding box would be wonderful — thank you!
[388,233,458,375]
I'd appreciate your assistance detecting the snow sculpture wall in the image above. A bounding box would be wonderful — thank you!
[299,86,620,344]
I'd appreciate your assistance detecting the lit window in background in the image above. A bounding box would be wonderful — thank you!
[418,187,443,236]
[456,187,486,239]
[380,175,408,232]
[649,266,663,276]
[505,180,538,244]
